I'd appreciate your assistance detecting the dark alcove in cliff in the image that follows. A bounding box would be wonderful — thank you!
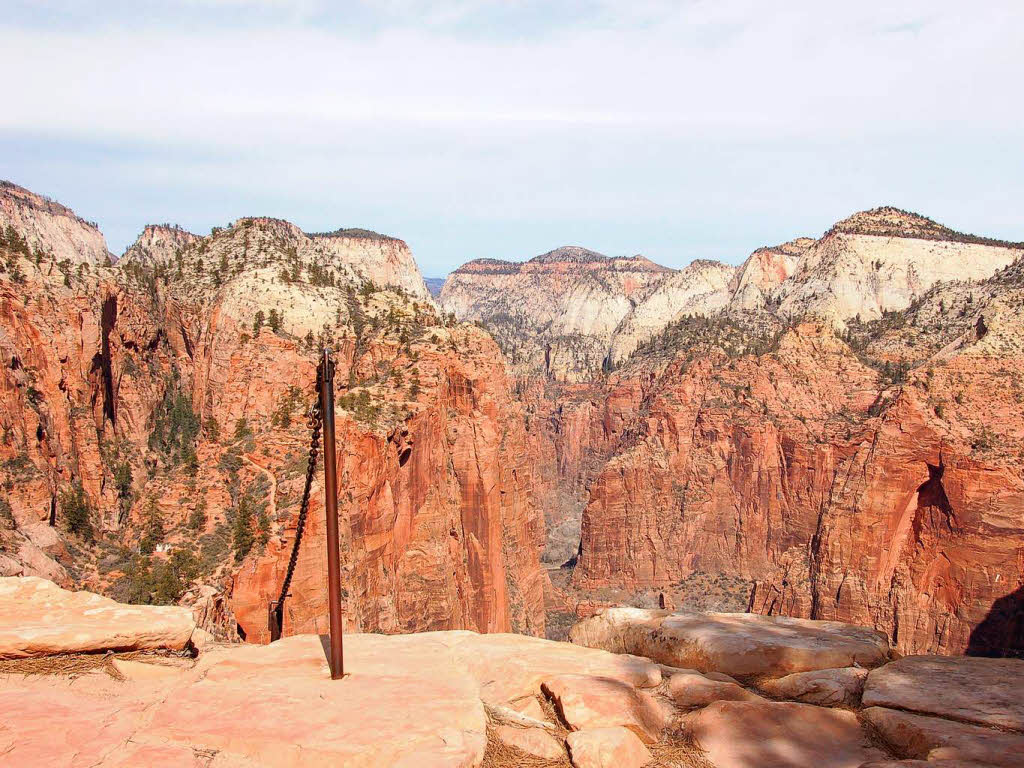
[914,460,956,534]
[89,296,118,426]
[967,584,1024,658]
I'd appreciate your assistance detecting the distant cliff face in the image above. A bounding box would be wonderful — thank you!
[441,246,674,381]
[0,182,542,641]
[609,259,737,363]
[570,310,1024,656]
[0,181,111,265]
[773,208,1023,326]
[119,224,201,268]
[727,238,812,312]
[437,207,1024,655]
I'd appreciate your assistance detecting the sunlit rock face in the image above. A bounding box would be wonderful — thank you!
[1,181,112,266]
[447,208,1024,657]
[441,246,675,381]
[772,207,1023,327]
[0,181,542,642]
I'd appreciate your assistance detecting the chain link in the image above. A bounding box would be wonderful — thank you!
[270,368,324,636]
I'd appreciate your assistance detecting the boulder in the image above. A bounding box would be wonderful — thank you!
[542,674,668,743]
[570,608,890,677]
[668,671,763,708]
[687,700,886,768]
[566,727,653,768]
[758,667,868,707]
[493,725,565,760]
[0,576,196,658]
[862,707,1024,768]
[862,655,1024,732]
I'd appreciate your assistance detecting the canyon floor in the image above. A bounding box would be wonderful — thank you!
[3,576,1024,768]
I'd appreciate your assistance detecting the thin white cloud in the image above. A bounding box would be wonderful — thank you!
[1,0,1021,268]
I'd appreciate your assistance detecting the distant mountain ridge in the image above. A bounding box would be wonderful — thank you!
[441,207,1024,379]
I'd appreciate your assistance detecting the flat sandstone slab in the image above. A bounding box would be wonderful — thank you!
[0,576,196,658]
[570,608,890,677]
[862,707,1024,768]
[0,630,665,767]
[862,655,1024,732]
[687,700,886,768]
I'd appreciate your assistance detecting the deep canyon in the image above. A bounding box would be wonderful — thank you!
[1,180,1021,658]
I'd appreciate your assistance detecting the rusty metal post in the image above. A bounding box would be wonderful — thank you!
[320,350,344,679]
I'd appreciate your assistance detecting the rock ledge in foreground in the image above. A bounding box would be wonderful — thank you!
[0,576,196,659]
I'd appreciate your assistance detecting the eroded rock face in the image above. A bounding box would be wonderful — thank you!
[0,576,195,658]
[228,325,546,642]
[441,247,675,381]
[609,259,737,364]
[571,319,1024,656]
[775,208,1023,327]
[0,182,541,644]
[0,181,111,265]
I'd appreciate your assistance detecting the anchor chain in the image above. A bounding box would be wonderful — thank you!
[268,367,324,640]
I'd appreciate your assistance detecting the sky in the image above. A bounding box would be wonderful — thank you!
[1,1,1022,277]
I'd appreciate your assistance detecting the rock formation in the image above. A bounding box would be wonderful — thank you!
[441,246,673,381]
[773,208,1023,326]
[440,205,1024,658]
[0,181,112,266]
[0,181,542,644]
[6,579,1022,767]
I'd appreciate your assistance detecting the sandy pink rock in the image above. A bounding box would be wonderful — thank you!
[570,608,890,677]
[669,671,763,708]
[542,674,667,743]
[688,700,886,768]
[862,655,1024,732]
[862,707,1024,768]
[758,667,867,707]
[0,576,195,658]
[493,725,564,760]
[566,727,653,768]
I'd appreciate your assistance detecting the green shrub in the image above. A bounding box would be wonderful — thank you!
[60,482,94,543]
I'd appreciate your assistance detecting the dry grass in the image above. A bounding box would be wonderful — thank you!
[650,724,716,768]
[0,648,194,681]
[481,704,570,768]
[481,688,713,768]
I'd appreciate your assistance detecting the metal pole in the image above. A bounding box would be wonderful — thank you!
[320,349,344,679]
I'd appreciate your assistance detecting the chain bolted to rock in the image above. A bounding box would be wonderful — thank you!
[267,364,325,642]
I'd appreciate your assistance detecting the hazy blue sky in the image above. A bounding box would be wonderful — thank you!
[2,1,1022,276]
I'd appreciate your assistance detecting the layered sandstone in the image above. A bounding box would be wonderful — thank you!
[0,182,541,645]
[609,259,736,363]
[441,246,674,380]
[775,208,1023,326]
[570,318,1024,656]
[0,181,111,265]
[726,238,811,312]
